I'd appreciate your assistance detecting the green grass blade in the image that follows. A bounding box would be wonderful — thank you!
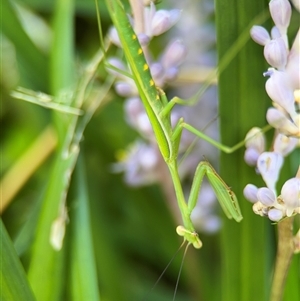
[1,0,48,90]
[215,1,272,300]
[13,193,43,256]
[69,154,100,301]
[27,1,76,299]
[27,153,77,301]
[50,0,75,95]
[0,219,36,301]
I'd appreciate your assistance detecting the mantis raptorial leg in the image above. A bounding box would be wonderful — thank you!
[99,0,246,248]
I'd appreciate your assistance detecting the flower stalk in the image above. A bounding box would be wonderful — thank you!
[270,217,295,301]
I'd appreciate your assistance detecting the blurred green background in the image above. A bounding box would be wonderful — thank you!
[1,0,299,301]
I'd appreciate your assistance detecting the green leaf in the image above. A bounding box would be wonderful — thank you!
[0,219,36,301]
[1,0,49,90]
[26,0,76,298]
[216,1,272,300]
[68,154,100,301]
[27,153,76,301]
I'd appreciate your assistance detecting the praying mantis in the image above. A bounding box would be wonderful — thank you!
[100,0,245,249]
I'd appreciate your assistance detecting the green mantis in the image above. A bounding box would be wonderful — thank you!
[101,0,243,248]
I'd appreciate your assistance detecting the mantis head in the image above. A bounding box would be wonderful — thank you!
[176,225,203,249]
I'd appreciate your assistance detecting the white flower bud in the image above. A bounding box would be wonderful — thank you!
[269,0,292,35]
[122,142,159,186]
[257,152,284,193]
[281,177,300,216]
[140,146,158,169]
[165,66,179,81]
[265,69,296,117]
[150,62,163,76]
[137,33,150,46]
[266,108,299,136]
[257,187,277,206]
[244,147,261,166]
[124,97,144,128]
[168,9,182,25]
[268,208,283,221]
[273,133,298,156]
[245,127,265,152]
[143,2,156,36]
[150,63,164,87]
[271,26,281,39]
[108,27,121,47]
[264,37,288,70]
[161,40,187,69]
[151,9,181,36]
[115,81,137,97]
[286,31,300,90]
[243,184,259,203]
[250,25,271,45]
[137,112,152,134]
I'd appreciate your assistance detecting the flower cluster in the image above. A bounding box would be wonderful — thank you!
[244,0,299,221]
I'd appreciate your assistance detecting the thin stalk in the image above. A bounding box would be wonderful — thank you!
[270,217,295,301]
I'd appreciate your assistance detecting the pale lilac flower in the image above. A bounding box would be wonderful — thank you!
[250,0,299,148]
[264,69,296,117]
[281,177,300,216]
[269,0,292,36]
[161,40,187,70]
[268,208,283,221]
[152,40,187,85]
[257,187,277,206]
[286,30,300,90]
[257,152,284,193]
[124,97,153,138]
[271,26,281,39]
[250,26,271,45]
[108,27,121,47]
[128,1,181,40]
[243,184,259,203]
[266,107,299,137]
[245,174,300,222]
[273,133,299,156]
[137,33,150,46]
[263,37,288,70]
[245,127,266,152]
[136,1,156,35]
[244,127,266,165]
[246,0,299,223]
[115,81,137,97]
[111,142,160,186]
[151,9,181,36]
[244,148,261,166]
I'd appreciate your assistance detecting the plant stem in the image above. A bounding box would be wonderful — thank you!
[270,217,295,301]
